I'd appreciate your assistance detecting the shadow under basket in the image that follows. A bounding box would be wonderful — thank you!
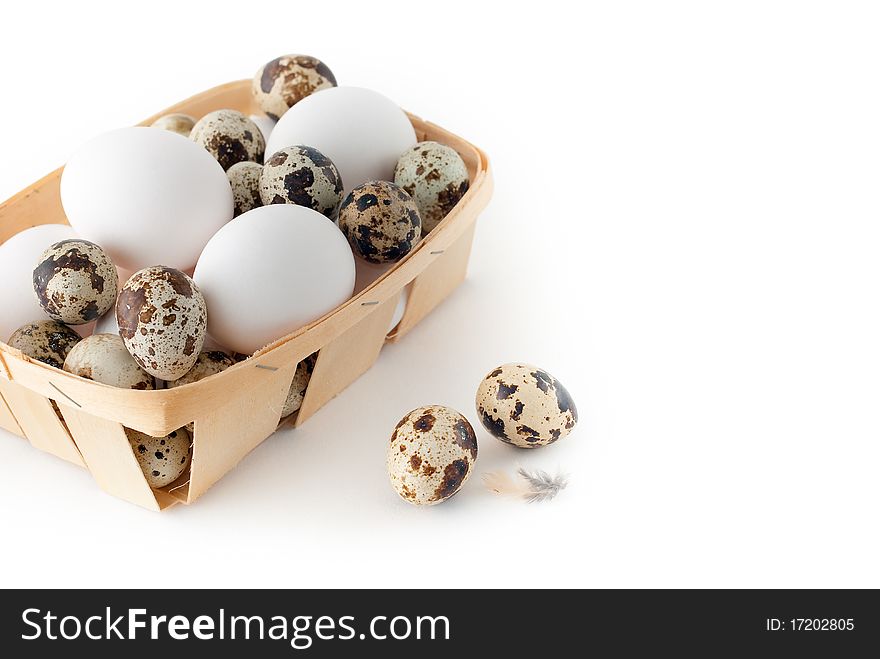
[0,80,493,511]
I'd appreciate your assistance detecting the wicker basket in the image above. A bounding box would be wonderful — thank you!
[0,80,493,511]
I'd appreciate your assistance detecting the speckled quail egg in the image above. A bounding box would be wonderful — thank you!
[166,350,236,431]
[7,320,81,368]
[116,266,207,381]
[63,333,154,389]
[32,239,118,325]
[476,363,578,448]
[338,181,422,264]
[252,54,337,120]
[227,161,264,217]
[190,109,265,171]
[387,405,478,505]
[150,113,196,137]
[260,146,344,220]
[281,352,317,418]
[394,141,470,234]
[126,427,191,488]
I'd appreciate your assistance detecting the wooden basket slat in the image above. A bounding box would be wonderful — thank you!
[0,387,24,438]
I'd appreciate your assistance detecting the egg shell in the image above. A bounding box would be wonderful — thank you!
[60,127,233,272]
[166,350,236,431]
[116,266,207,381]
[394,141,470,234]
[266,87,417,194]
[63,333,154,390]
[8,320,81,369]
[150,113,196,137]
[190,109,265,171]
[127,427,191,488]
[0,224,78,340]
[387,405,478,505]
[476,363,578,448]
[227,161,264,218]
[193,204,355,355]
[252,55,337,120]
[281,352,317,418]
[32,239,118,325]
[339,181,422,264]
[260,145,343,220]
[248,114,276,145]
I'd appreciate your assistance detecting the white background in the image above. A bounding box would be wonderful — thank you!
[1,0,878,588]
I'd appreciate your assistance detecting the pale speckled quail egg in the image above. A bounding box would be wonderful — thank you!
[252,54,337,120]
[227,161,264,217]
[166,350,236,431]
[126,427,191,488]
[150,113,196,137]
[476,363,578,448]
[394,141,470,234]
[116,266,207,381]
[190,109,265,171]
[281,352,317,418]
[8,320,81,368]
[63,333,154,390]
[32,239,118,325]
[387,405,478,505]
[338,181,422,264]
[260,146,343,220]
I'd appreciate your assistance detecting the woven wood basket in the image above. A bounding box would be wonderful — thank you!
[0,80,493,511]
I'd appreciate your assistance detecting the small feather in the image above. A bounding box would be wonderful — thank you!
[483,470,530,497]
[483,467,569,502]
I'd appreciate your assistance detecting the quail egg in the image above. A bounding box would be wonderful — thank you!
[7,320,81,368]
[387,405,477,505]
[150,113,196,137]
[394,141,470,234]
[63,333,155,390]
[227,161,264,217]
[252,54,337,120]
[260,146,343,220]
[190,109,265,171]
[127,427,191,488]
[338,181,422,263]
[32,239,118,325]
[476,363,578,448]
[281,352,317,418]
[116,266,207,381]
[166,350,236,431]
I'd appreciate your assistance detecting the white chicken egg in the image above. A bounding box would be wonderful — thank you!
[265,87,416,194]
[248,114,276,146]
[60,127,233,272]
[0,223,77,341]
[193,204,355,355]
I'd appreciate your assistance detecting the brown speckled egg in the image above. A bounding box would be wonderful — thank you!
[126,427,191,488]
[281,352,317,418]
[33,239,118,325]
[227,161,264,217]
[190,109,265,171]
[63,333,154,390]
[387,405,477,505]
[260,146,343,220]
[8,320,81,368]
[252,55,337,120]
[338,181,422,264]
[116,266,207,381]
[394,141,470,234]
[166,350,236,431]
[476,363,578,448]
[150,113,196,137]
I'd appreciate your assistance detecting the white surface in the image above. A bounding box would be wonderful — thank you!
[61,127,233,271]
[193,204,356,355]
[0,0,879,589]
[266,87,417,193]
[0,224,76,340]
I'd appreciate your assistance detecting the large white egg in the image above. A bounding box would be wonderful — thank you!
[193,204,356,355]
[0,223,77,341]
[265,87,417,193]
[249,114,276,147]
[60,127,233,272]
